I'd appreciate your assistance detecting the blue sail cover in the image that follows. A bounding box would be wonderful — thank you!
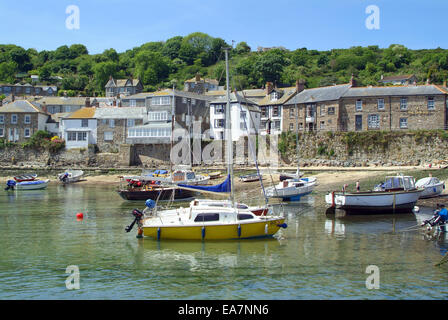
[178,174,231,193]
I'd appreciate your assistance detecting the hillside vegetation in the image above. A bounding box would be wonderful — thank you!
[1,32,448,96]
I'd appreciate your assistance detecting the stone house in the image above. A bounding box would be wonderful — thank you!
[0,83,57,97]
[121,93,154,107]
[339,84,448,131]
[184,74,220,94]
[258,81,302,136]
[284,84,352,132]
[0,100,49,142]
[105,77,143,97]
[94,107,146,152]
[379,74,417,86]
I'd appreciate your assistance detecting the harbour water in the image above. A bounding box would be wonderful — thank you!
[1,184,447,299]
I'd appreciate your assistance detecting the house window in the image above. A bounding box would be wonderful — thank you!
[81,119,89,127]
[148,112,168,121]
[368,114,380,129]
[320,105,325,116]
[356,100,363,111]
[0,115,4,124]
[109,119,115,128]
[270,92,278,101]
[191,99,196,105]
[182,97,187,104]
[320,121,325,130]
[261,107,268,117]
[289,108,295,119]
[0,127,4,137]
[272,106,280,117]
[377,98,385,110]
[104,131,114,141]
[67,132,77,141]
[261,120,267,131]
[151,96,171,106]
[214,105,225,114]
[428,97,435,110]
[130,100,136,107]
[327,107,335,115]
[24,128,31,137]
[240,111,247,119]
[214,119,225,128]
[289,123,294,131]
[240,121,247,130]
[400,118,408,129]
[127,119,135,127]
[274,120,281,130]
[400,98,408,110]
[11,114,17,124]
[77,132,87,141]
[299,122,304,130]
[24,115,31,124]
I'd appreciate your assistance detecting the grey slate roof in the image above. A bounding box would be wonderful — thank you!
[94,107,146,119]
[342,85,446,98]
[286,84,351,105]
[0,100,46,113]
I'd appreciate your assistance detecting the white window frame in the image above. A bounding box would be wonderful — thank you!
[214,119,225,128]
[368,114,380,129]
[400,118,408,129]
[24,114,31,124]
[400,98,408,110]
[0,115,4,124]
[130,100,136,107]
[24,128,31,138]
[104,131,114,141]
[377,98,385,111]
[148,112,168,121]
[214,105,225,114]
[428,97,435,110]
[81,119,89,127]
[109,119,115,128]
[127,119,136,127]
[151,96,171,106]
[11,114,17,124]
[356,100,363,112]
[0,127,4,137]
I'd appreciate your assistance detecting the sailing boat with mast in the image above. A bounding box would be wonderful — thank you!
[127,47,287,240]
[264,103,317,202]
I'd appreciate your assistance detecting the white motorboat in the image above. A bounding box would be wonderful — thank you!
[326,175,423,214]
[5,179,50,191]
[265,177,317,201]
[279,168,304,181]
[239,173,260,182]
[415,176,445,198]
[58,170,84,184]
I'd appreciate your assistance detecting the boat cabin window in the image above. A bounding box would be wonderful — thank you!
[237,214,254,220]
[186,172,195,180]
[237,204,249,209]
[384,177,403,189]
[194,213,220,222]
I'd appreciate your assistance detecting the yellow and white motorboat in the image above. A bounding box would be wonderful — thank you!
[140,199,286,240]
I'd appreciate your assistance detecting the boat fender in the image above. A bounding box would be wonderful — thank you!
[264,224,268,235]
[157,227,161,241]
[201,226,206,240]
[145,199,156,209]
[277,223,288,229]
[237,224,242,238]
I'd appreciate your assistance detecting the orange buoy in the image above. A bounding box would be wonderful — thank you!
[76,212,84,219]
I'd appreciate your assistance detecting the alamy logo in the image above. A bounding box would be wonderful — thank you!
[365,5,380,30]
[365,265,380,289]
[65,265,80,290]
[66,5,80,30]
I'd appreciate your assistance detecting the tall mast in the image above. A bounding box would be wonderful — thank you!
[170,83,175,173]
[224,47,235,207]
[295,103,300,175]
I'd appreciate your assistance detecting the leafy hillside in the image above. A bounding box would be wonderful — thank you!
[1,32,448,96]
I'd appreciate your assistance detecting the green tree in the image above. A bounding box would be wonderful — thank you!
[0,61,18,82]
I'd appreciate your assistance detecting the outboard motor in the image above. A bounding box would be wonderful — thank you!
[60,173,69,183]
[5,180,16,191]
[125,208,144,233]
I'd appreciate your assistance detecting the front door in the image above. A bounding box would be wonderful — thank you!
[355,115,362,131]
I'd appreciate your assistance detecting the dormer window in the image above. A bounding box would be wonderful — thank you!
[270,91,279,101]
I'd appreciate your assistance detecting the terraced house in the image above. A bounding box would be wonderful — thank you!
[0,100,49,143]
[105,77,143,97]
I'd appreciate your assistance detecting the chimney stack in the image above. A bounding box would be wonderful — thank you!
[41,102,47,114]
[349,74,357,87]
[113,98,116,107]
[85,97,91,108]
[266,82,274,94]
[195,73,201,82]
[296,79,305,93]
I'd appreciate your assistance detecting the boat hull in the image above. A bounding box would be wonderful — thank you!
[14,179,49,190]
[142,218,285,240]
[325,190,422,214]
[118,188,197,201]
[419,183,444,199]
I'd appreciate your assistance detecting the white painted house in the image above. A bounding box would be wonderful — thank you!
[60,107,97,149]
[209,92,260,141]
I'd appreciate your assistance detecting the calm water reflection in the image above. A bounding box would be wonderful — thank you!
[0,184,447,299]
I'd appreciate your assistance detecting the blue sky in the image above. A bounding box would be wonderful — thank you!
[0,0,446,54]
